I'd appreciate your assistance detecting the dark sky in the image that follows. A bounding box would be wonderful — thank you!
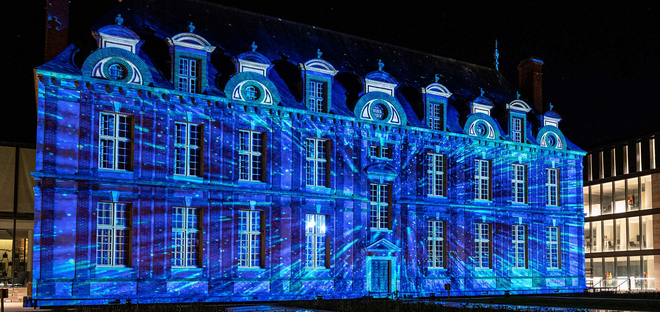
[6,1,660,149]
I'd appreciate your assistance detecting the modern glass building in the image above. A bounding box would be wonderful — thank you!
[583,132,659,290]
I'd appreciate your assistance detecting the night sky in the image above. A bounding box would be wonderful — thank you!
[7,1,659,149]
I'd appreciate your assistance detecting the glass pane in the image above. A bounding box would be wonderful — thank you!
[628,217,640,251]
[615,218,626,251]
[642,215,654,250]
[584,222,591,253]
[602,183,613,214]
[630,256,642,290]
[641,175,653,209]
[614,181,626,213]
[592,258,603,285]
[627,178,639,211]
[591,185,601,216]
[642,256,655,290]
[584,187,590,216]
[592,221,601,252]
[603,220,614,252]
[604,257,615,287]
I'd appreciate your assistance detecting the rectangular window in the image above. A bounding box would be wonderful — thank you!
[96,202,130,266]
[178,57,198,93]
[370,183,390,230]
[547,168,559,206]
[474,159,491,201]
[512,117,523,143]
[428,220,445,269]
[99,112,132,171]
[239,130,265,182]
[427,153,445,197]
[512,164,527,204]
[175,122,203,177]
[308,80,326,113]
[305,138,330,187]
[172,207,200,267]
[547,226,561,269]
[428,102,444,131]
[512,224,527,269]
[474,223,491,269]
[238,210,262,268]
[369,144,393,160]
[651,138,656,169]
[305,214,328,268]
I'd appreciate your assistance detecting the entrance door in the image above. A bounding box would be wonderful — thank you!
[370,260,390,292]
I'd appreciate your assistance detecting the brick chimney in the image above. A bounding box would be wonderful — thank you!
[517,57,544,112]
[45,0,70,62]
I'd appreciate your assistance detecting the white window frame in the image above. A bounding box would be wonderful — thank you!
[369,144,393,160]
[239,130,264,182]
[308,80,326,113]
[428,102,443,130]
[512,117,523,143]
[178,57,198,93]
[428,220,445,269]
[172,207,200,268]
[305,214,327,269]
[474,159,490,201]
[174,122,202,177]
[547,168,559,206]
[474,223,490,269]
[547,226,560,269]
[99,112,132,171]
[512,224,527,269]
[238,210,262,268]
[512,164,526,204]
[370,183,389,230]
[96,202,129,267]
[427,153,445,197]
[305,138,329,187]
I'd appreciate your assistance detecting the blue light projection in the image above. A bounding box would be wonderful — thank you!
[31,1,586,306]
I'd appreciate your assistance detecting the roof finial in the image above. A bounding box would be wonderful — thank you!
[434,74,439,83]
[115,14,123,26]
[378,59,384,71]
[188,22,195,33]
[317,48,323,59]
[549,102,554,111]
[251,41,257,52]
[480,87,485,97]
[516,91,520,99]
[494,38,500,71]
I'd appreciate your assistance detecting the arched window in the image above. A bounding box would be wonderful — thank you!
[108,64,126,80]
[245,86,260,100]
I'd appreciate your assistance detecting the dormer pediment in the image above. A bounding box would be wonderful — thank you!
[506,100,532,113]
[424,83,452,98]
[300,59,338,76]
[237,51,272,76]
[93,24,141,53]
[471,96,494,116]
[365,71,398,96]
[167,33,216,53]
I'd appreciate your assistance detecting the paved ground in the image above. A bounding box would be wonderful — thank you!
[1,302,39,312]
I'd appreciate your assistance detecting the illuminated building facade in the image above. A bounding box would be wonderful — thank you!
[33,0,586,304]
[583,132,659,290]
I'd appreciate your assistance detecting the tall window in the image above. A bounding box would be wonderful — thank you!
[308,80,326,113]
[428,220,445,269]
[239,130,265,182]
[172,207,200,267]
[306,138,330,187]
[370,183,390,230]
[96,202,130,266]
[175,122,202,177]
[511,117,523,143]
[99,112,132,171]
[512,164,527,204]
[547,226,561,269]
[305,214,328,268]
[547,168,559,206]
[474,223,491,269]
[427,153,445,197]
[178,57,198,93]
[238,210,262,268]
[474,159,491,201]
[428,102,443,131]
[512,225,527,269]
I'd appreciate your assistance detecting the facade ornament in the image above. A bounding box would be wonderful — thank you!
[494,38,500,70]
[516,91,520,99]
[115,14,123,26]
[378,59,384,71]
[549,102,554,111]
[434,74,439,83]
[480,87,485,97]
[188,22,195,33]
[251,41,257,52]
[317,48,323,59]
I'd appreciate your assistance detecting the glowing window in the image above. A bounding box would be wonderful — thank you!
[239,130,264,182]
[427,153,445,197]
[547,168,560,206]
[175,122,202,177]
[370,183,390,230]
[428,220,445,269]
[512,164,527,204]
[428,102,443,131]
[306,138,330,187]
[238,210,262,268]
[512,225,527,269]
[305,214,328,268]
[308,80,326,112]
[512,117,523,143]
[547,226,561,269]
[474,223,490,269]
[96,202,130,266]
[172,207,200,268]
[474,159,491,201]
[99,112,132,171]
[178,57,198,93]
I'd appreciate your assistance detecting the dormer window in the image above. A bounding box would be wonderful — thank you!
[301,58,337,113]
[506,100,532,144]
[177,57,199,93]
[428,102,444,131]
[307,80,326,113]
[424,83,451,131]
[511,117,524,143]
